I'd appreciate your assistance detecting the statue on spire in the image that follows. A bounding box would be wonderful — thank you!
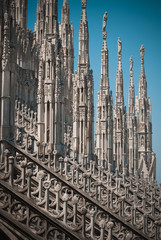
[118,37,122,57]
[4,12,9,27]
[140,45,145,76]
[130,56,133,71]
[140,45,145,60]
[102,12,108,32]
[81,0,87,9]
[130,56,133,80]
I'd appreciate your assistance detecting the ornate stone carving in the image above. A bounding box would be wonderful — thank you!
[0,1,157,239]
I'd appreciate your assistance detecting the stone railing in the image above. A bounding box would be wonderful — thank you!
[11,128,161,240]
[0,181,78,240]
[15,100,38,140]
[0,140,155,240]
[0,140,160,239]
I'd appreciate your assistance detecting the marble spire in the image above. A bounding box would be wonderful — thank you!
[139,45,147,99]
[140,45,145,76]
[128,56,135,116]
[101,11,109,93]
[62,0,70,25]
[130,56,134,85]
[117,37,122,71]
[78,0,89,67]
[116,37,124,110]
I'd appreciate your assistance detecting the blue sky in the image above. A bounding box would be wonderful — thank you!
[27,0,161,183]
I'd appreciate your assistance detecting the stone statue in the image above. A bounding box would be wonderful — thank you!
[130,56,133,71]
[71,22,73,35]
[39,58,43,70]
[47,60,50,79]
[102,12,108,32]
[81,0,87,9]
[4,12,8,26]
[118,37,122,56]
[140,45,145,59]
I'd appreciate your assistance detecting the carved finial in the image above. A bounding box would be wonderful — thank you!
[130,56,133,72]
[81,0,87,9]
[118,37,122,57]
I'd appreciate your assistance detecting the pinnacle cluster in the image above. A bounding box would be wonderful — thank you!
[0,0,159,239]
[0,0,156,179]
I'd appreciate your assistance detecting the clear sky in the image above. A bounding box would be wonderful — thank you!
[27,0,161,183]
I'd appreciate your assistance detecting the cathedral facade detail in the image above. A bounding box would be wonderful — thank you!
[0,0,159,239]
[0,0,156,178]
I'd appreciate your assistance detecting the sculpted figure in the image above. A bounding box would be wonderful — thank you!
[102,12,108,32]
[140,45,145,59]
[81,0,87,9]
[118,37,122,56]
[39,58,43,70]
[130,56,133,71]
[4,12,8,26]
[71,22,74,35]
[47,60,50,79]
